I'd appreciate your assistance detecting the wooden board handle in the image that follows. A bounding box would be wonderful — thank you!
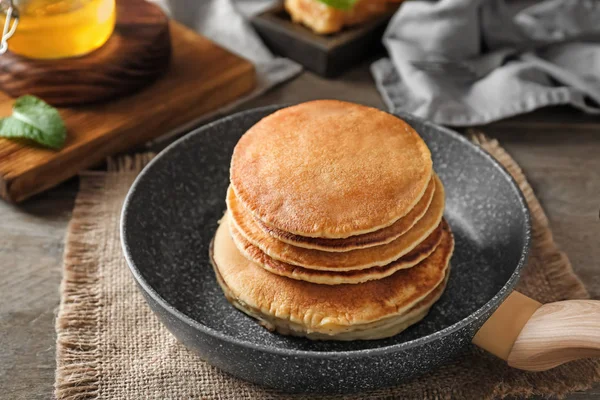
[473,292,600,371]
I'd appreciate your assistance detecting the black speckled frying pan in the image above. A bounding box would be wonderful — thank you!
[121,105,600,393]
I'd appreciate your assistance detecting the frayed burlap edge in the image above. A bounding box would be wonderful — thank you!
[55,153,155,400]
[55,174,104,400]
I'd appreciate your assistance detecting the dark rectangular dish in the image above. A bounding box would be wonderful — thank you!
[251,3,395,78]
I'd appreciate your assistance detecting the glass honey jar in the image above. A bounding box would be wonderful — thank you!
[0,0,115,59]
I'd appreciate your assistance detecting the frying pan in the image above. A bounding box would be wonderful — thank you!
[121,105,600,393]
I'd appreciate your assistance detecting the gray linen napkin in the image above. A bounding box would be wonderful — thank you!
[372,0,600,126]
[149,0,302,115]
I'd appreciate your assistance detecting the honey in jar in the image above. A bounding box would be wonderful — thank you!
[3,0,115,59]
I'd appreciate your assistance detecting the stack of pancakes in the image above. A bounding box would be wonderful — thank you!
[211,100,454,340]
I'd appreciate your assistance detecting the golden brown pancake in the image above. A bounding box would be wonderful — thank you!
[227,174,446,271]
[210,215,454,335]
[215,268,450,340]
[257,175,436,251]
[231,215,446,285]
[230,100,432,238]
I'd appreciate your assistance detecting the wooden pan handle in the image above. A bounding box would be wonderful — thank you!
[507,299,600,370]
[473,292,600,371]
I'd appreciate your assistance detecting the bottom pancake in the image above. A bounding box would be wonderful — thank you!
[215,264,450,340]
[210,213,454,338]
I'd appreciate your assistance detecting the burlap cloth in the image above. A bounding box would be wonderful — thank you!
[55,135,600,400]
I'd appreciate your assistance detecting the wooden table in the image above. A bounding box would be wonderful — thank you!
[1,63,599,399]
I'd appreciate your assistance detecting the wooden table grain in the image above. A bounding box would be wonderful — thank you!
[1,63,599,400]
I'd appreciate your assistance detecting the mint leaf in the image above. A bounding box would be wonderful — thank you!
[0,117,57,148]
[315,0,358,10]
[0,95,66,149]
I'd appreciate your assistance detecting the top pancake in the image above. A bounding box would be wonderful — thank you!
[230,100,433,238]
[211,215,454,329]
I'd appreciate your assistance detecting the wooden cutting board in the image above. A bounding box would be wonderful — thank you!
[0,22,255,203]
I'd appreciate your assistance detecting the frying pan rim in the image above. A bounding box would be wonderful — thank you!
[121,104,531,360]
